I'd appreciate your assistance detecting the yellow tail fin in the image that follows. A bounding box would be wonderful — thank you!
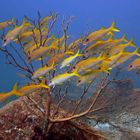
[109,21,120,32]
[128,38,136,47]
[76,50,83,57]
[22,18,32,27]
[121,34,128,42]
[12,83,22,96]
[13,82,18,91]
[73,69,80,77]
[11,17,15,25]
[0,83,19,102]
[134,48,140,56]
[51,61,56,68]
[40,79,50,89]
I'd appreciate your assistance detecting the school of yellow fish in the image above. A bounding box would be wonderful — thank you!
[0,16,140,101]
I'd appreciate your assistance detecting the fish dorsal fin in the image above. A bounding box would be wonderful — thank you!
[109,21,120,32]
[128,38,136,47]
[134,48,140,56]
[12,83,18,91]
[121,34,128,42]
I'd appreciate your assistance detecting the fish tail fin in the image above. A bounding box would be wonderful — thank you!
[51,61,57,68]
[73,69,80,77]
[104,67,112,74]
[40,84,50,89]
[10,17,17,27]
[76,50,83,57]
[13,83,18,91]
[0,83,19,102]
[128,38,136,47]
[121,34,128,42]
[12,83,22,96]
[134,48,140,56]
[40,79,50,89]
[109,21,120,32]
[11,17,15,25]
[22,18,32,27]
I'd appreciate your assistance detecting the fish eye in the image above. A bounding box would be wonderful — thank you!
[78,80,81,83]
[85,38,89,42]
[98,67,101,70]
[28,56,31,59]
[73,66,75,69]
[86,50,88,53]
[129,65,133,68]
[3,39,7,42]
[83,55,86,59]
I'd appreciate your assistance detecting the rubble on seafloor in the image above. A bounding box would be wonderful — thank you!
[0,91,104,140]
[0,79,140,140]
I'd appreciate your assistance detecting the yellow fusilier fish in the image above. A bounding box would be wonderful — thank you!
[0,83,19,101]
[3,19,31,46]
[14,30,33,43]
[47,51,74,66]
[22,27,47,43]
[111,48,140,68]
[27,45,59,63]
[106,39,136,56]
[82,22,120,45]
[73,54,107,73]
[24,42,41,53]
[0,17,14,29]
[77,69,108,86]
[17,82,49,95]
[128,58,140,71]
[32,62,56,79]
[0,82,49,101]
[97,51,124,70]
[84,37,112,54]
[48,70,80,87]
[84,35,127,55]
[24,33,51,54]
[60,50,82,69]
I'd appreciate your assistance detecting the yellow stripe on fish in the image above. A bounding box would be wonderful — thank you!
[32,62,56,79]
[82,21,120,45]
[49,70,80,87]
[3,18,31,46]
[60,50,82,69]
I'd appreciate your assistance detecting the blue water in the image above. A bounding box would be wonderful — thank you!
[0,0,140,91]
